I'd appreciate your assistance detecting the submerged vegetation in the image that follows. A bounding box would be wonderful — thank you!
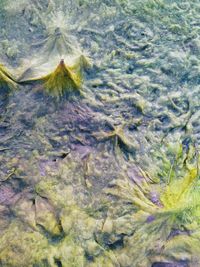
[0,0,200,266]
[17,54,91,98]
[41,59,82,97]
[16,26,91,97]
[104,144,200,265]
[0,64,16,91]
[19,59,83,98]
[1,142,200,266]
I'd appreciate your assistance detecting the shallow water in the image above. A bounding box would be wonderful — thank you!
[0,0,200,266]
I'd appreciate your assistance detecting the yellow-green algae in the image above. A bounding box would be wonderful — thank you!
[16,18,91,98]
[1,145,199,266]
[0,64,16,90]
[103,143,200,266]
[93,124,138,154]
[36,59,82,98]
[18,55,91,98]
[0,165,117,266]
[1,0,200,266]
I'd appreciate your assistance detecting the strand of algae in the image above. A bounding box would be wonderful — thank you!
[18,58,84,98]
[37,59,82,98]
[18,54,91,98]
[93,124,138,155]
[1,8,92,99]
[104,161,200,266]
[106,148,200,220]
[0,64,17,90]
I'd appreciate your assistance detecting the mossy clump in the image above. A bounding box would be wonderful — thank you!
[0,221,50,267]
[0,64,16,91]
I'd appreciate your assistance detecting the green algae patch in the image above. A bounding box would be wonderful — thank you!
[1,0,200,266]
[37,59,82,98]
[103,145,200,266]
[35,196,62,236]
[1,142,199,266]
[48,236,86,267]
[0,221,50,267]
[0,64,17,91]
[18,55,91,98]
[15,20,91,99]
[93,124,139,156]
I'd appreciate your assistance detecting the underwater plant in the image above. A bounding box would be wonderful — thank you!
[93,124,138,154]
[0,64,16,91]
[1,50,90,99]
[37,59,83,98]
[104,144,200,266]
[1,0,200,266]
[19,58,85,98]
[16,11,91,99]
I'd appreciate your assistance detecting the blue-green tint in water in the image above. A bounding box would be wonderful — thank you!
[0,0,200,266]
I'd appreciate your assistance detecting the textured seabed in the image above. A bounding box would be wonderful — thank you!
[0,0,200,266]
